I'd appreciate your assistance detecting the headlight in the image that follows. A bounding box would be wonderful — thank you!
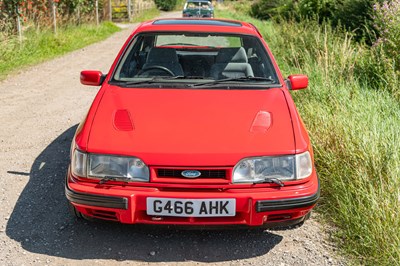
[232,151,312,183]
[71,150,149,182]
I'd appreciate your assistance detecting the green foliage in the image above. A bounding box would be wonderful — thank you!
[216,7,400,265]
[58,0,100,18]
[154,0,177,11]
[250,0,294,20]
[250,0,378,41]
[0,21,120,80]
[174,0,186,11]
[297,0,337,20]
[373,0,400,71]
[131,7,160,23]
[0,0,105,37]
[334,0,377,42]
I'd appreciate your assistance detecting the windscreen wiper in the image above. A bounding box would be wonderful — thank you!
[253,178,284,187]
[163,75,206,80]
[119,77,166,86]
[118,76,205,86]
[190,76,275,87]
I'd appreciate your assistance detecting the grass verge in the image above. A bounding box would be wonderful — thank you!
[216,7,400,266]
[131,7,161,23]
[0,22,120,80]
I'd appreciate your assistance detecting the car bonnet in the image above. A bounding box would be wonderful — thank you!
[87,85,296,166]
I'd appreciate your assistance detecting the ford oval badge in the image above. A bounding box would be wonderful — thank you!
[181,170,201,178]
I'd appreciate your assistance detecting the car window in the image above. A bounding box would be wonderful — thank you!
[185,2,211,9]
[112,32,279,87]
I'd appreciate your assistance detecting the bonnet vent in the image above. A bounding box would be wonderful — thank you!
[113,109,134,131]
[250,111,271,133]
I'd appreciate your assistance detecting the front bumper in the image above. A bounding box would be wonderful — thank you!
[66,170,319,227]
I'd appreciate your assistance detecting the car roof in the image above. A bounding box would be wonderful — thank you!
[133,19,261,36]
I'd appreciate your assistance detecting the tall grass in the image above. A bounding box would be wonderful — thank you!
[131,7,161,22]
[0,22,120,80]
[216,8,400,265]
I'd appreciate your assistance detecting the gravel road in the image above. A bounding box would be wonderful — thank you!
[0,12,345,266]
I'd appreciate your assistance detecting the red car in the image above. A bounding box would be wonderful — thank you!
[66,18,319,228]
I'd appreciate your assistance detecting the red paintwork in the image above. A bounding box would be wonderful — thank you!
[288,74,309,90]
[67,18,319,227]
[80,70,103,86]
[86,87,296,166]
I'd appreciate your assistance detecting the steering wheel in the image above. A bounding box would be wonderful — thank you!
[137,65,175,76]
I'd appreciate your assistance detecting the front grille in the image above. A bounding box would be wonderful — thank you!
[157,169,227,178]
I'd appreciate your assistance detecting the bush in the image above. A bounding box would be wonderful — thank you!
[250,0,378,42]
[333,0,377,42]
[250,0,338,21]
[373,0,400,70]
[297,0,337,21]
[250,0,295,20]
[154,0,177,11]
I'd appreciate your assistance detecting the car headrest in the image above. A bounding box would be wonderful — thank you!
[146,47,179,63]
[215,47,248,63]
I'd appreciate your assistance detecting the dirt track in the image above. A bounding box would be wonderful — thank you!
[0,12,345,265]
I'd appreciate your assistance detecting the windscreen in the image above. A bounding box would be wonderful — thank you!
[112,32,279,87]
[185,2,211,9]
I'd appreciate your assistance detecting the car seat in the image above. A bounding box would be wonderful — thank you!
[141,47,184,76]
[209,47,254,79]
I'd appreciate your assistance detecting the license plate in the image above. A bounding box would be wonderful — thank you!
[146,198,236,217]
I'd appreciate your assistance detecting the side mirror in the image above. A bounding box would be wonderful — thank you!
[80,70,105,86]
[287,74,308,90]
